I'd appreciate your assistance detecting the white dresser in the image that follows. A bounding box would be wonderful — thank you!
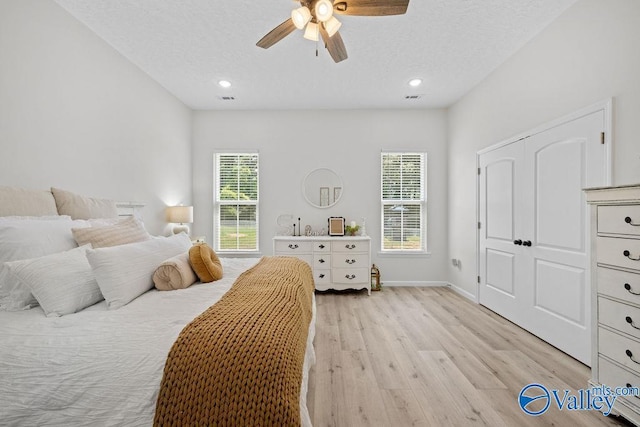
[273,236,371,295]
[586,184,640,424]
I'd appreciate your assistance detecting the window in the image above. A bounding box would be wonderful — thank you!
[381,152,426,252]
[214,152,259,252]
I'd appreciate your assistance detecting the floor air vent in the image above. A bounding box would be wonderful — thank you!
[218,96,235,101]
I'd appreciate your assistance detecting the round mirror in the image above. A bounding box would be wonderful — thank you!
[302,168,343,209]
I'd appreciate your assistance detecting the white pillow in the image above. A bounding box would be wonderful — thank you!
[86,233,192,309]
[0,217,79,310]
[5,246,102,317]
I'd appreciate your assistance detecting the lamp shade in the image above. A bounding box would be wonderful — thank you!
[167,205,193,224]
[314,0,333,22]
[303,22,319,41]
[324,16,341,37]
[292,6,312,30]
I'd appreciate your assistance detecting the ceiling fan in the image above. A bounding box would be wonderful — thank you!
[256,0,410,63]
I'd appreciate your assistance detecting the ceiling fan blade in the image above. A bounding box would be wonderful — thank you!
[333,0,409,16]
[256,18,297,49]
[319,26,348,63]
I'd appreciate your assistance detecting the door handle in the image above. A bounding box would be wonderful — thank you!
[523,240,532,247]
[513,239,523,245]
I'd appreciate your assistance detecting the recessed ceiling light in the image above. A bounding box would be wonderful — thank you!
[408,78,423,87]
[218,80,232,88]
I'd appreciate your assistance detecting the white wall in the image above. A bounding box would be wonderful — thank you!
[447,0,640,297]
[192,109,449,283]
[0,0,192,235]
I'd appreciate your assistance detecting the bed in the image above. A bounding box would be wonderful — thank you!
[0,186,316,426]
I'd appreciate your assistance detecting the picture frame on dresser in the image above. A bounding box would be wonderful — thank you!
[328,217,345,236]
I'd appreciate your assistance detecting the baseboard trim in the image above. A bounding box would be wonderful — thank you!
[382,281,450,288]
[447,282,478,303]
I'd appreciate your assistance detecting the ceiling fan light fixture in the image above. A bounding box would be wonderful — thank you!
[324,16,342,37]
[218,80,232,88]
[408,78,423,87]
[291,6,312,30]
[303,21,319,41]
[315,0,333,22]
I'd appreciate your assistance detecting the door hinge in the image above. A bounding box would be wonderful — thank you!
[601,132,605,144]
[478,222,481,229]
[477,276,481,284]
[478,167,481,175]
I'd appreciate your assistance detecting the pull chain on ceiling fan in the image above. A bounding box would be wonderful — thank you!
[256,0,410,63]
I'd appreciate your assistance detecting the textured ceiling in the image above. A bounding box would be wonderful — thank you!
[54,0,577,110]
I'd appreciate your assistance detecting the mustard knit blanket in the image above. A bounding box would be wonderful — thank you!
[154,256,314,426]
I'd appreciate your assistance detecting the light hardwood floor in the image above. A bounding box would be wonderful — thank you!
[306,286,632,427]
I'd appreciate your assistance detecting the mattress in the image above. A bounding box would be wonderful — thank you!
[0,257,316,426]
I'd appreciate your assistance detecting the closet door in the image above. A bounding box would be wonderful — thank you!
[520,111,606,365]
[478,142,527,324]
[479,110,607,365]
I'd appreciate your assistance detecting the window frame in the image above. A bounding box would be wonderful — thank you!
[380,151,428,255]
[213,151,260,254]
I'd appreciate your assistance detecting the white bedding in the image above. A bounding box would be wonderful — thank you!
[0,257,316,426]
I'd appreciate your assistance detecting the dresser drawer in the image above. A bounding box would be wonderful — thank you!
[599,327,640,375]
[312,241,331,252]
[599,357,640,409]
[332,240,369,252]
[599,205,640,237]
[598,267,640,303]
[600,297,640,340]
[313,253,331,269]
[333,267,369,284]
[597,237,640,272]
[332,253,368,268]
[274,240,313,254]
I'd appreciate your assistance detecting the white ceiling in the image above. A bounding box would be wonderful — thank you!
[54,0,577,110]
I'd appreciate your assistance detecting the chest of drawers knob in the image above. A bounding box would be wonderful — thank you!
[345,259,356,264]
[626,316,640,330]
[624,283,640,295]
[345,274,356,280]
[345,244,356,250]
[626,349,640,365]
[624,250,640,261]
[626,216,640,226]
[288,244,299,249]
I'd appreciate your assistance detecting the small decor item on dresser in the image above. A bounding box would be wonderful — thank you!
[328,217,345,236]
[345,220,359,236]
[371,264,382,291]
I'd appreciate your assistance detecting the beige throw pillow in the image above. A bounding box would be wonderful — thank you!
[51,187,118,220]
[0,186,58,217]
[153,252,198,291]
[72,216,150,248]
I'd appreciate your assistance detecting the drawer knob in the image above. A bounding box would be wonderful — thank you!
[513,239,522,246]
[345,259,356,264]
[625,283,640,295]
[624,250,640,261]
[625,216,640,226]
[345,244,356,250]
[626,316,640,330]
[288,244,299,249]
[319,244,325,249]
[626,349,640,364]
[523,240,532,247]
[625,384,640,399]
[345,274,356,280]
[319,258,325,263]
[319,273,325,279]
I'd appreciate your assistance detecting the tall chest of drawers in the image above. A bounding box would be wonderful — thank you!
[586,184,640,424]
[273,236,371,295]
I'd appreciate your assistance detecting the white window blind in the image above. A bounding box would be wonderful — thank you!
[214,153,259,252]
[381,152,426,251]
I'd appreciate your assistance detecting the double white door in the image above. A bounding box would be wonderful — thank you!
[478,110,608,365]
